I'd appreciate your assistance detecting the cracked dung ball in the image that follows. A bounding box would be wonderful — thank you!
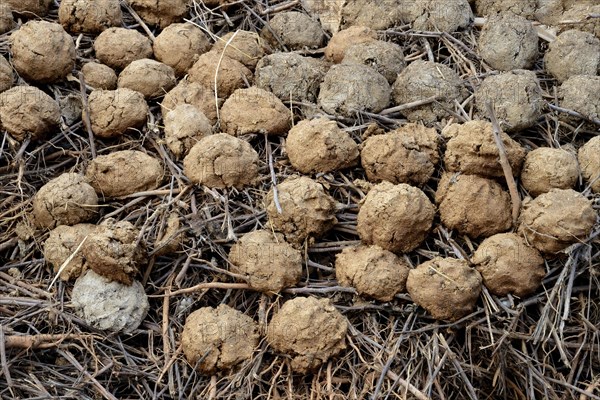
[442,120,526,178]
[44,224,98,281]
[117,59,176,99]
[262,11,325,51]
[58,0,122,33]
[579,136,600,194]
[324,26,377,63]
[474,0,536,18]
[94,27,153,70]
[182,304,259,374]
[392,60,467,124]
[267,297,348,373]
[521,147,579,197]
[342,40,406,84]
[472,233,545,297]
[212,31,266,71]
[10,21,75,84]
[0,55,14,93]
[559,75,600,125]
[265,176,337,245]
[478,12,538,71]
[357,181,435,253]
[86,150,163,197]
[129,0,189,28]
[164,104,212,159]
[545,30,600,83]
[220,87,291,136]
[72,270,149,333]
[0,5,15,34]
[361,123,440,186]
[81,62,117,90]
[154,23,211,77]
[33,173,98,230]
[407,257,482,321]
[188,51,253,99]
[161,79,218,124]
[86,88,149,138]
[518,189,597,254]
[5,0,51,17]
[82,218,147,285]
[286,117,359,174]
[183,133,259,189]
[398,0,473,32]
[336,245,410,302]
[436,173,512,238]
[229,229,303,293]
[475,70,543,132]
[0,86,60,141]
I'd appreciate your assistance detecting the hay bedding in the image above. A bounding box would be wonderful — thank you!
[0,1,599,399]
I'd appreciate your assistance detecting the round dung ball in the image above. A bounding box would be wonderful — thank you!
[559,75,600,124]
[262,11,325,50]
[545,30,600,83]
[0,55,14,93]
[4,0,51,17]
[342,40,406,84]
[521,147,579,197]
[44,224,98,281]
[212,30,267,70]
[164,104,212,159]
[161,79,218,124]
[474,0,536,17]
[117,59,176,99]
[0,86,60,141]
[188,51,253,99]
[579,136,600,193]
[324,26,377,63]
[398,0,473,32]
[86,88,149,138]
[94,27,153,70]
[154,23,211,77]
[59,0,122,33]
[129,0,189,28]
[81,62,117,90]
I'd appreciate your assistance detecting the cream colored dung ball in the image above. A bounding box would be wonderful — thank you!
[187,51,253,99]
[59,0,122,33]
[117,59,176,99]
[161,79,218,124]
[545,30,600,83]
[44,224,98,281]
[521,148,579,197]
[163,104,213,159]
[262,11,325,50]
[579,136,600,193]
[81,62,117,90]
[324,26,377,63]
[0,55,13,93]
[86,88,149,138]
[212,30,267,70]
[94,28,153,70]
[129,0,190,28]
[153,23,211,77]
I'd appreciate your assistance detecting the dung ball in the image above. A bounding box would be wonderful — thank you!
[164,104,213,159]
[262,11,325,50]
[579,136,600,193]
[94,27,153,70]
[188,51,253,99]
[58,0,122,33]
[44,224,98,281]
[117,59,176,99]
[81,62,117,90]
[154,23,211,77]
[0,86,60,141]
[521,147,579,197]
[342,40,406,84]
[212,30,267,70]
[86,88,149,138]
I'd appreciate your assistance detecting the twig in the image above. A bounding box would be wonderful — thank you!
[379,96,439,116]
[58,350,118,400]
[79,72,96,159]
[214,30,240,121]
[152,282,253,297]
[266,135,282,214]
[548,103,600,126]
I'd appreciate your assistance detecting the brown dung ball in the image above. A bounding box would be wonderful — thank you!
[182,304,259,374]
[398,0,473,32]
[0,86,61,141]
[442,120,526,178]
[335,245,410,302]
[153,23,211,77]
[94,28,153,70]
[81,62,117,90]
[545,30,600,83]
[129,0,189,28]
[286,117,359,174]
[521,147,579,197]
[559,75,600,124]
[518,189,597,254]
[87,88,149,138]
[33,173,98,230]
[0,5,14,35]
[58,0,122,33]
[338,0,403,31]
[267,297,348,373]
[220,87,291,136]
[324,26,377,63]
[472,233,545,297]
[392,60,467,123]
[164,104,212,159]
[555,3,600,38]
[5,0,51,17]
[0,55,14,93]
[183,133,259,188]
[262,11,325,50]
[361,123,440,186]
[436,173,512,238]
[229,229,303,293]
[478,12,538,71]
[265,176,338,245]
[406,257,482,321]
[86,150,163,197]
[154,213,186,256]
[212,30,267,70]
[579,136,600,193]
[161,79,218,124]
[474,0,536,17]
[44,224,98,281]
[117,59,176,99]
[10,21,75,84]
[188,51,253,99]
[342,40,406,84]
[357,182,435,253]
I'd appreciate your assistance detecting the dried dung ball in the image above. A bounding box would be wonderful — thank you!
[475,70,543,132]
[183,133,259,188]
[44,224,98,281]
[436,173,512,238]
[478,13,538,71]
[87,88,149,138]
[518,189,597,253]
[10,21,75,84]
[182,304,259,374]
[117,59,176,99]
[86,150,163,197]
[82,218,146,285]
[129,0,189,28]
[337,0,403,31]
[164,104,212,159]
[357,182,435,253]
[220,87,291,136]
[94,28,153,70]
[265,176,337,245]
[474,0,536,17]
[472,233,545,297]
[392,60,466,124]
[342,40,406,84]
[154,23,211,77]
[33,173,98,230]
[361,123,440,186]
[286,117,359,174]
[442,120,526,178]
[162,79,218,124]
[72,270,149,333]
[0,86,60,141]
[545,30,600,83]
[406,257,482,321]
[255,52,329,104]
[579,136,600,193]
[188,51,253,99]
[559,75,600,123]
[398,0,473,32]
[0,55,14,93]
[324,26,377,63]
[154,213,185,256]
[318,64,390,117]
[229,229,302,293]
[58,0,122,33]
[81,62,117,90]
[521,148,579,197]
[0,5,15,34]
[335,245,410,302]
[212,30,266,70]
[5,0,51,17]
[262,11,325,50]
[561,4,600,38]
[267,297,348,373]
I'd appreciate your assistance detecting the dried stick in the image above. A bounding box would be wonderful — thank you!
[79,72,96,159]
